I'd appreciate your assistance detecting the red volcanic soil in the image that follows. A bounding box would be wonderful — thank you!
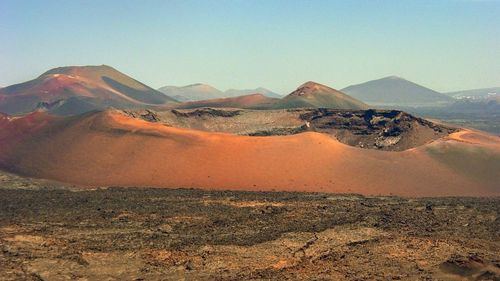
[0,111,59,168]
[0,111,498,197]
[0,65,175,115]
[279,81,369,110]
[0,111,57,142]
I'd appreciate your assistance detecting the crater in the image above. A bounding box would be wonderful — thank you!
[119,108,457,151]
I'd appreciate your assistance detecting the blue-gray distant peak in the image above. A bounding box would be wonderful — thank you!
[342,76,453,106]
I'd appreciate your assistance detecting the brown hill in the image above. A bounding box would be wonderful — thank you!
[175,82,369,110]
[224,87,282,98]
[159,84,282,102]
[0,110,498,197]
[341,76,453,106]
[0,65,177,115]
[158,83,224,101]
[176,93,280,109]
[277,81,369,109]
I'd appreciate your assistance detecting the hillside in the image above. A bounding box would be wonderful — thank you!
[0,65,177,115]
[224,87,281,98]
[158,83,224,101]
[0,109,498,196]
[176,94,280,109]
[159,84,281,102]
[342,76,453,106]
[276,81,368,110]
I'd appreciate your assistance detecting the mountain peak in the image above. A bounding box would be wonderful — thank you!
[183,83,218,90]
[298,81,324,88]
[0,65,175,115]
[41,65,116,77]
[158,83,223,101]
[280,81,367,110]
[383,75,404,80]
[290,81,334,97]
[184,83,205,87]
[341,76,452,105]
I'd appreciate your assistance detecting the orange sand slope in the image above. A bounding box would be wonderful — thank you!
[0,110,498,197]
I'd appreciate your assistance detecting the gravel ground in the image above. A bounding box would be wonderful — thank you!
[0,172,498,280]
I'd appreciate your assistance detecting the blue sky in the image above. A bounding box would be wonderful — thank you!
[1,0,499,93]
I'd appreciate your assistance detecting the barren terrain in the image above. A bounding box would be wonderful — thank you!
[0,109,498,196]
[0,172,498,280]
[128,108,457,151]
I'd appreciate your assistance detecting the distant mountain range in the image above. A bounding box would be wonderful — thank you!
[0,65,177,115]
[341,76,453,106]
[0,65,368,115]
[158,84,223,102]
[178,81,368,110]
[158,84,281,101]
[1,64,497,117]
[161,78,500,108]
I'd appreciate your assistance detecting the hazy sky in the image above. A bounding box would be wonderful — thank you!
[1,0,499,94]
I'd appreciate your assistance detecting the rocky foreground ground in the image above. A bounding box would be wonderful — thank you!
[0,172,498,280]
